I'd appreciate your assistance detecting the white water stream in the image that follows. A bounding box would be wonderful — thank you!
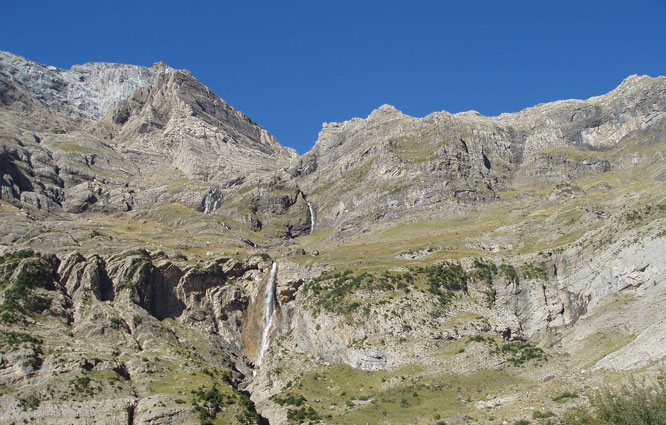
[203,189,219,214]
[307,202,315,234]
[255,262,278,371]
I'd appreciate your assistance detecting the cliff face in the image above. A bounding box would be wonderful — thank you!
[292,75,665,238]
[0,51,163,121]
[1,50,666,425]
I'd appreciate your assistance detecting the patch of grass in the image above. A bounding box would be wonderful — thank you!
[500,264,519,285]
[467,335,548,367]
[0,252,56,323]
[472,258,497,306]
[271,393,306,407]
[532,410,555,419]
[386,127,451,163]
[561,377,666,425]
[286,363,523,425]
[191,384,226,424]
[552,391,578,403]
[0,331,42,348]
[520,263,548,281]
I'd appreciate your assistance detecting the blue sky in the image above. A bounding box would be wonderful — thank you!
[2,1,665,154]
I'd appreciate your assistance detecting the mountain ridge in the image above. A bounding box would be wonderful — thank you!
[0,50,665,425]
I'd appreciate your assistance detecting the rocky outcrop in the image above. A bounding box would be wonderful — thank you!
[0,248,280,424]
[0,50,164,120]
[0,49,299,223]
[293,76,665,239]
[95,67,297,180]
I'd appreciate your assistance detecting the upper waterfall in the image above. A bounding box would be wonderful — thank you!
[307,202,315,234]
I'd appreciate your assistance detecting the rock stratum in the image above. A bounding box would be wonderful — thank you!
[0,50,665,425]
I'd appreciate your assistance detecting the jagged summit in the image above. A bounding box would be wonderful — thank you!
[367,103,405,120]
[0,50,167,120]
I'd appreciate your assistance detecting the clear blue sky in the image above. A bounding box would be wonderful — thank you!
[2,0,665,154]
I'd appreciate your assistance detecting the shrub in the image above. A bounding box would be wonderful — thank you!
[552,391,578,403]
[500,264,519,285]
[561,377,666,425]
[191,384,224,424]
[532,410,554,419]
[271,393,306,407]
[520,263,548,281]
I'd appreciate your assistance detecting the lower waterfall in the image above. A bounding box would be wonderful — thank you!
[255,262,278,372]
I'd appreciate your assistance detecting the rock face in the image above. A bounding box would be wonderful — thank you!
[0,49,303,235]
[1,50,666,425]
[293,76,666,238]
[0,248,276,424]
[0,51,164,120]
[96,68,298,180]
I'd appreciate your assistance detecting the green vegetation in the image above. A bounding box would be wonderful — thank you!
[520,263,548,281]
[304,261,473,314]
[287,406,321,424]
[271,363,524,425]
[191,384,226,425]
[0,331,42,348]
[472,258,497,306]
[270,392,321,423]
[622,202,666,225]
[466,335,548,367]
[500,264,519,285]
[552,391,578,403]
[532,410,554,419]
[236,392,263,425]
[190,384,262,425]
[497,341,548,366]
[271,393,306,406]
[0,251,55,323]
[561,377,666,425]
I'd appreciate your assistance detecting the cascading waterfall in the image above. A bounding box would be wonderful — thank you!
[307,202,315,234]
[203,189,219,214]
[255,262,278,371]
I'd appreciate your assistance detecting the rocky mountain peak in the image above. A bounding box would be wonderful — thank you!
[152,61,172,71]
[0,50,166,121]
[367,103,405,120]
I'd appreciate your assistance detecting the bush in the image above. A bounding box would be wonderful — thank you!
[552,391,578,403]
[500,264,519,285]
[532,410,554,419]
[192,384,224,424]
[562,377,666,425]
[520,263,548,281]
[271,393,306,407]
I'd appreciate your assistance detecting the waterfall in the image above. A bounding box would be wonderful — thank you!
[307,202,315,234]
[255,262,278,370]
[203,189,219,214]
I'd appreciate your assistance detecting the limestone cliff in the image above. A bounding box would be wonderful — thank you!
[0,50,665,425]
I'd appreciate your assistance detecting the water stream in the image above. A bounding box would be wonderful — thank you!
[203,189,219,214]
[255,262,278,371]
[307,202,315,234]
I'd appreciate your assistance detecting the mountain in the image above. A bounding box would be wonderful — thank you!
[0,50,665,425]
